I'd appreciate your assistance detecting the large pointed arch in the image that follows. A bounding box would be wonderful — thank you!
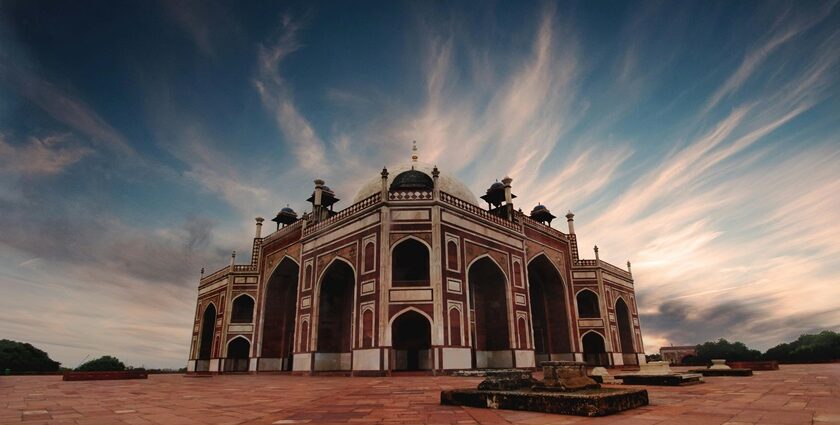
[467,255,513,368]
[527,253,573,361]
[197,302,217,372]
[259,256,299,371]
[615,297,635,353]
[313,257,356,371]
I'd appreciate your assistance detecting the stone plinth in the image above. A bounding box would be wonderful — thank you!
[709,359,731,370]
[63,371,148,381]
[533,361,600,392]
[727,361,779,371]
[616,361,704,386]
[440,387,649,417]
[615,372,704,386]
[638,361,673,375]
[689,368,753,377]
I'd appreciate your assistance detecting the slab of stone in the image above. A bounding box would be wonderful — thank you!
[614,372,704,386]
[440,387,649,417]
[689,368,753,377]
[589,367,618,384]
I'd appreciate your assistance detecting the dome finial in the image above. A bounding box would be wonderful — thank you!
[411,140,418,162]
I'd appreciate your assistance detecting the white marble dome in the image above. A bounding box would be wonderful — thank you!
[352,162,479,205]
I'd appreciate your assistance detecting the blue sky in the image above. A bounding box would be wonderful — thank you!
[1,1,838,369]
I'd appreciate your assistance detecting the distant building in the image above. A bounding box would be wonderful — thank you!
[187,148,646,374]
[660,346,698,364]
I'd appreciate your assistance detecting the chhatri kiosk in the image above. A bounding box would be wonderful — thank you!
[188,150,645,375]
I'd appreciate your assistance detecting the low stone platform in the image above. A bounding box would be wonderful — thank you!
[729,360,780,370]
[690,368,754,377]
[440,387,649,417]
[615,373,704,386]
[62,370,148,381]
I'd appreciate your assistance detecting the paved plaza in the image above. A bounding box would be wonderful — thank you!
[1,364,838,424]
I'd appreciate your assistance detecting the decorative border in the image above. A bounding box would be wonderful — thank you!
[446,278,462,295]
[444,233,461,273]
[358,302,375,348]
[515,311,529,349]
[298,314,311,352]
[360,279,376,295]
[511,256,524,288]
[361,235,377,274]
[302,259,314,291]
[447,300,465,346]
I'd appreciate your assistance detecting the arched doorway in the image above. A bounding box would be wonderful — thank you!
[468,256,512,368]
[528,255,572,362]
[225,337,250,372]
[260,258,299,371]
[391,310,432,371]
[315,259,355,371]
[582,332,608,366]
[196,304,216,371]
[392,238,430,287]
[615,298,637,365]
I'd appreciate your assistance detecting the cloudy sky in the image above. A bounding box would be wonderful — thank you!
[1,1,838,369]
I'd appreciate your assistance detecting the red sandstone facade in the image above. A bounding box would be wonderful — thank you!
[187,161,646,374]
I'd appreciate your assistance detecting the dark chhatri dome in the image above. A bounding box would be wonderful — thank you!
[281,206,296,214]
[488,181,504,192]
[531,204,549,214]
[389,169,434,191]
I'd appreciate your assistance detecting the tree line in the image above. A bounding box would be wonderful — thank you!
[648,331,840,365]
[0,339,184,374]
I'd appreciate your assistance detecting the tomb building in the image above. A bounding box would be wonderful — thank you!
[187,149,646,374]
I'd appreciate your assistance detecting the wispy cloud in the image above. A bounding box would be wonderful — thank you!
[254,15,327,171]
[704,1,838,112]
[0,63,136,157]
[0,133,92,176]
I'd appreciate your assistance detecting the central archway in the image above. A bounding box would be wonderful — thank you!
[582,332,608,366]
[260,257,299,371]
[468,256,512,368]
[315,259,355,371]
[391,310,432,371]
[528,255,572,362]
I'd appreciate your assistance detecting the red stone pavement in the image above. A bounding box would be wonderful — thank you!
[1,364,838,424]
